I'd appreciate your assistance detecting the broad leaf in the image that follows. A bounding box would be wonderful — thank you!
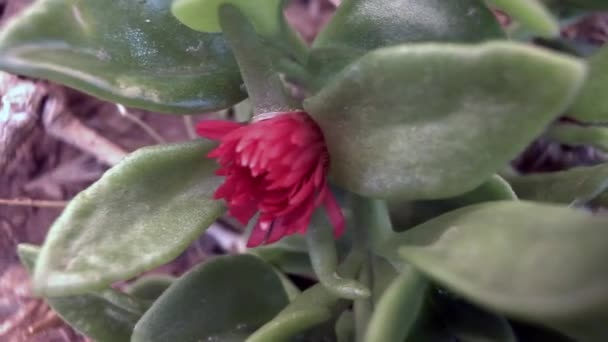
[569,46,608,122]
[488,0,559,37]
[308,0,503,86]
[18,244,145,342]
[33,141,224,296]
[305,42,586,200]
[0,0,243,113]
[132,255,289,342]
[397,201,608,341]
[507,164,608,205]
[364,268,429,342]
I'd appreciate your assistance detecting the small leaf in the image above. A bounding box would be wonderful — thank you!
[172,0,282,36]
[33,141,224,296]
[309,0,503,84]
[247,282,344,342]
[390,175,517,231]
[0,0,243,113]
[132,255,289,342]
[397,201,608,341]
[18,244,144,342]
[305,42,586,200]
[307,211,370,300]
[364,268,429,342]
[248,235,366,341]
[172,0,307,64]
[547,123,608,152]
[507,164,608,205]
[126,275,175,302]
[488,0,559,37]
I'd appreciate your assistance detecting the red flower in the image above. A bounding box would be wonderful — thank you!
[197,111,345,247]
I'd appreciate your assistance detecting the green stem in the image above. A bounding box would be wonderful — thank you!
[307,211,370,300]
[219,4,296,115]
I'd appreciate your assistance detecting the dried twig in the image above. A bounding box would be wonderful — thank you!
[116,104,166,144]
[183,115,197,139]
[0,198,68,208]
[43,95,127,166]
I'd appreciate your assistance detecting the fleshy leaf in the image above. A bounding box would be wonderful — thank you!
[0,0,243,113]
[307,211,370,300]
[488,0,559,37]
[308,0,504,85]
[172,0,281,36]
[33,141,224,296]
[126,275,175,302]
[507,164,608,205]
[547,123,608,152]
[397,201,608,341]
[172,0,307,63]
[390,174,517,232]
[567,46,608,122]
[305,42,586,200]
[18,244,145,342]
[364,268,429,342]
[132,255,289,342]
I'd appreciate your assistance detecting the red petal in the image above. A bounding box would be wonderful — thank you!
[196,120,243,140]
[323,187,345,238]
[246,219,271,247]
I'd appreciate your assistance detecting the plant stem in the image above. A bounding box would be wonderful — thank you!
[219,5,296,116]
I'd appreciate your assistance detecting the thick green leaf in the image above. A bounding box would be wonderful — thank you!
[335,311,355,342]
[0,0,243,113]
[488,0,559,37]
[172,0,307,63]
[307,211,369,300]
[33,141,224,296]
[364,268,428,342]
[172,0,281,36]
[390,175,517,231]
[18,244,145,342]
[305,42,586,200]
[397,201,608,341]
[547,123,608,152]
[132,255,289,342]
[248,229,366,342]
[569,47,608,122]
[507,164,608,205]
[308,0,503,86]
[126,275,175,302]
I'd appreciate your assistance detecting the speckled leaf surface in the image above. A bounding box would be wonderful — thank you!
[398,201,608,341]
[19,245,145,342]
[305,42,586,200]
[0,0,244,113]
[33,141,224,297]
[307,0,503,84]
[132,255,289,342]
